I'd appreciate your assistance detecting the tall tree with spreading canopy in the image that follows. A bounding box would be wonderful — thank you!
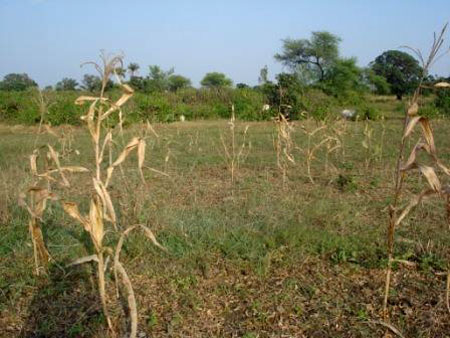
[275,31,341,82]
[200,72,233,88]
[370,50,422,100]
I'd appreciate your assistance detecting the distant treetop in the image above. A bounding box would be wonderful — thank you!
[200,72,233,88]
[0,73,38,91]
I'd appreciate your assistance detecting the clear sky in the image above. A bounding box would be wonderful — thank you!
[1,0,450,87]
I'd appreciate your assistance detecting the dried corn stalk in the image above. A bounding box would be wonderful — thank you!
[23,52,165,338]
[383,24,450,319]
[221,105,251,185]
[275,113,295,186]
[297,122,340,184]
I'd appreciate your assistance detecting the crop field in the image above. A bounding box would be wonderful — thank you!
[1,94,450,337]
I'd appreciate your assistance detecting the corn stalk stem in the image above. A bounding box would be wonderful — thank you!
[383,84,422,318]
[97,252,114,334]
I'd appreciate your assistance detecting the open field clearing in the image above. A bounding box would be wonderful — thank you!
[2,1,450,336]
[1,113,450,337]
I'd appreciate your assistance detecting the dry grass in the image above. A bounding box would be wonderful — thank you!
[2,115,450,336]
[274,113,295,186]
[220,105,251,186]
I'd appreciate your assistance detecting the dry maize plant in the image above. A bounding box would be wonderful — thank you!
[34,89,49,139]
[22,52,166,337]
[325,119,346,175]
[383,24,450,320]
[275,113,295,186]
[297,121,341,184]
[33,88,77,157]
[362,120,374,169]
[362,119,386,171]
[19,142,85,276]
[19,184,57,276]
[220,105,251,185]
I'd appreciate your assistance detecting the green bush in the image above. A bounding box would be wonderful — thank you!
[357,106,381,120]
[435,89,450,116]
[232,88,268,120]
[0,86,376,124]
[419,103,441,118]
[302,89,336,120]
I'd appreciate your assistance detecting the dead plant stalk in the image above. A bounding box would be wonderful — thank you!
[383,24,450,319]
[22,52,165,337]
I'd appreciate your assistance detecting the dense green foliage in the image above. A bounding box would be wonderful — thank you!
[200,72,233,88]
[275,31,341,82]
[55,78,79,91]
[0,73,38,91]
[81,74,114,92]
[0,30,439,125]
[0,84,388,125]
[0,88,268,124]
[370,50,422,100]
[434,87,450,115]
[321,57,362,97]
[168,74,192,91]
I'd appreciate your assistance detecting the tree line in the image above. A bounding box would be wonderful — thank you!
[0,30,447,103]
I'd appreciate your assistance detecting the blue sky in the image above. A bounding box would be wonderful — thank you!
[1,0,450,87]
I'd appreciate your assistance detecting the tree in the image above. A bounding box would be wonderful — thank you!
[370,50,422,100]
[55,77,79,91]
[362,68,390,95]
[275,31,341,82]
[127,62,140,77]
[236,83,250,89]
[115,67,127,80]
[167,74,191,91]
[200,72,233,88]
[0,73,38,91]
[259,73,303,118]
[146,65,174,92]
[81,74,113,92]
[129,76,146,91]
[321,57,362,96]
[258,65,268,84]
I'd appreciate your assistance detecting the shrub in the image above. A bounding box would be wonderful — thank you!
[435,89,450,116]
[302,89,336,120]
[356,106,381,121]
[419,102,441,118]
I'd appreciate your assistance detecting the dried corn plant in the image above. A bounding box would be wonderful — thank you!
[33,88,53,146]
[297,122,341,184]
[362,120,374,169]
[383,25,450,321]
[362,119,385,170]
[275,113,295,186]
[19,186,58,275]
[220,105,251,185]
[44,125,77,157]
[22,52,166,337]
[33,89,77,157]
[19,143,86,275]
[325,120,346,175]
